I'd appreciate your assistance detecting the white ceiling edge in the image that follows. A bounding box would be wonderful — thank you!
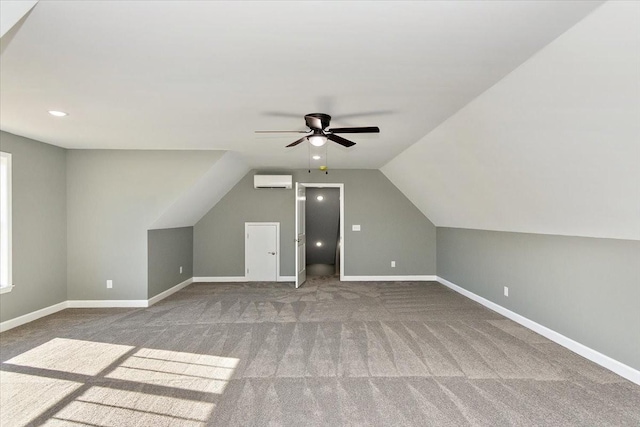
[150,151,250,230]
[0,0,38,38]
[382,1,640,242]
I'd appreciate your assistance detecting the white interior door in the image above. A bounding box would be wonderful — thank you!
[295,183,306,288]
[245,223,278,281]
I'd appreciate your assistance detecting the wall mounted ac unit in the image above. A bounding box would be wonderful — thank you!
[254,175,293,189]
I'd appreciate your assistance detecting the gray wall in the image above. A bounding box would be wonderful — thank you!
[437,227,640,370]
[148,227,193,299]
[67,150,221,300]
[0,132,67,322]
[306,187,340,265]
[194,169,437,277]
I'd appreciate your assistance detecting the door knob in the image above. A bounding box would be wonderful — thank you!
[268,252,276,255]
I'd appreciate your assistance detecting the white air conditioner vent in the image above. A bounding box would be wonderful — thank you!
[254,175,292,189]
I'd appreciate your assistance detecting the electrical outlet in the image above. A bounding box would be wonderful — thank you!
[107,280,113,289]
[180,266,183,274]
[504,286,509,297]
[391,261,396,268]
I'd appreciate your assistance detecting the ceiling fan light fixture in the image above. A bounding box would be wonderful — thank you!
[257,112,378,148]
[308,135,327,147]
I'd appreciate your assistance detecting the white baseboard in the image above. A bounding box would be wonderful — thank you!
[1,278,197,333]
[148,278,193,307]
[193,276,296,282]
[67,300,148,308]
[436,276,640,386]
[0,301,68,333]
[342,275,438,282]
[193,276,248,282]
[197,275,438,282]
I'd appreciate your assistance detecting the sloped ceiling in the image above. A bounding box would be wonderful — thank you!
[150,151,249,229]
[0,1,603,169]
[0,0,38,37]
[382,1,640,241]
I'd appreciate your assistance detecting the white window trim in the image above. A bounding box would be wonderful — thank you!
[0,151,12,294]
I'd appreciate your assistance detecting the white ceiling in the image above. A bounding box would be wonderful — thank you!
[1,1,603,169]
[0,1,38,38]
[383,1,640,240]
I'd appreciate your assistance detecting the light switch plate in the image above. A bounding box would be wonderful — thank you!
[352,224,361,231]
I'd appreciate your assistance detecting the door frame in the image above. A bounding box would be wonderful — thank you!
[245,222,280,281]
[294,183,306,288]
[298,183,345,282]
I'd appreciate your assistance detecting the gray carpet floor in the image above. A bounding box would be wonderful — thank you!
[1,276,639,426]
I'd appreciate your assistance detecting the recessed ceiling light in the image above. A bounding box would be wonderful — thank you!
[316,195,324,201]
[316,241,323,247]
[312,155,321,160]
[48,110,68,117]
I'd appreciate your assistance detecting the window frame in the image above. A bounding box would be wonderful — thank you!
[0,151,13,294]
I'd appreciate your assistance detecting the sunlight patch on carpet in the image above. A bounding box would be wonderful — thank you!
[43,386,215,427]
[106,347,238,393]
[4,338,134,376]
[1,338,239,426]
[0,371,83,427]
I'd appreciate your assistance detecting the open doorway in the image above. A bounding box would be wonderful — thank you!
[305,187,341,277]
[295,183,344,288]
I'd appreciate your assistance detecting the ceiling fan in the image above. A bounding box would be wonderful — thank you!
[255,113,380,148]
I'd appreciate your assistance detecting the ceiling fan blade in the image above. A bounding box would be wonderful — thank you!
[255,130,309,133]
[327,134,356,148]
[286,136,308,147]
[328,126,380,134]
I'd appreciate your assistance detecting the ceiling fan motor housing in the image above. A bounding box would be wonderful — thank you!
[305,113,331,130]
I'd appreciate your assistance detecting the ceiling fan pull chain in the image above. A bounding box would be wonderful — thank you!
[325,143,329,174]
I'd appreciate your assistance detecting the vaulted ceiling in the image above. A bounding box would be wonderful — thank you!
[2,1,637,241]
[383,1,639,240]
[1,1,602,169]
